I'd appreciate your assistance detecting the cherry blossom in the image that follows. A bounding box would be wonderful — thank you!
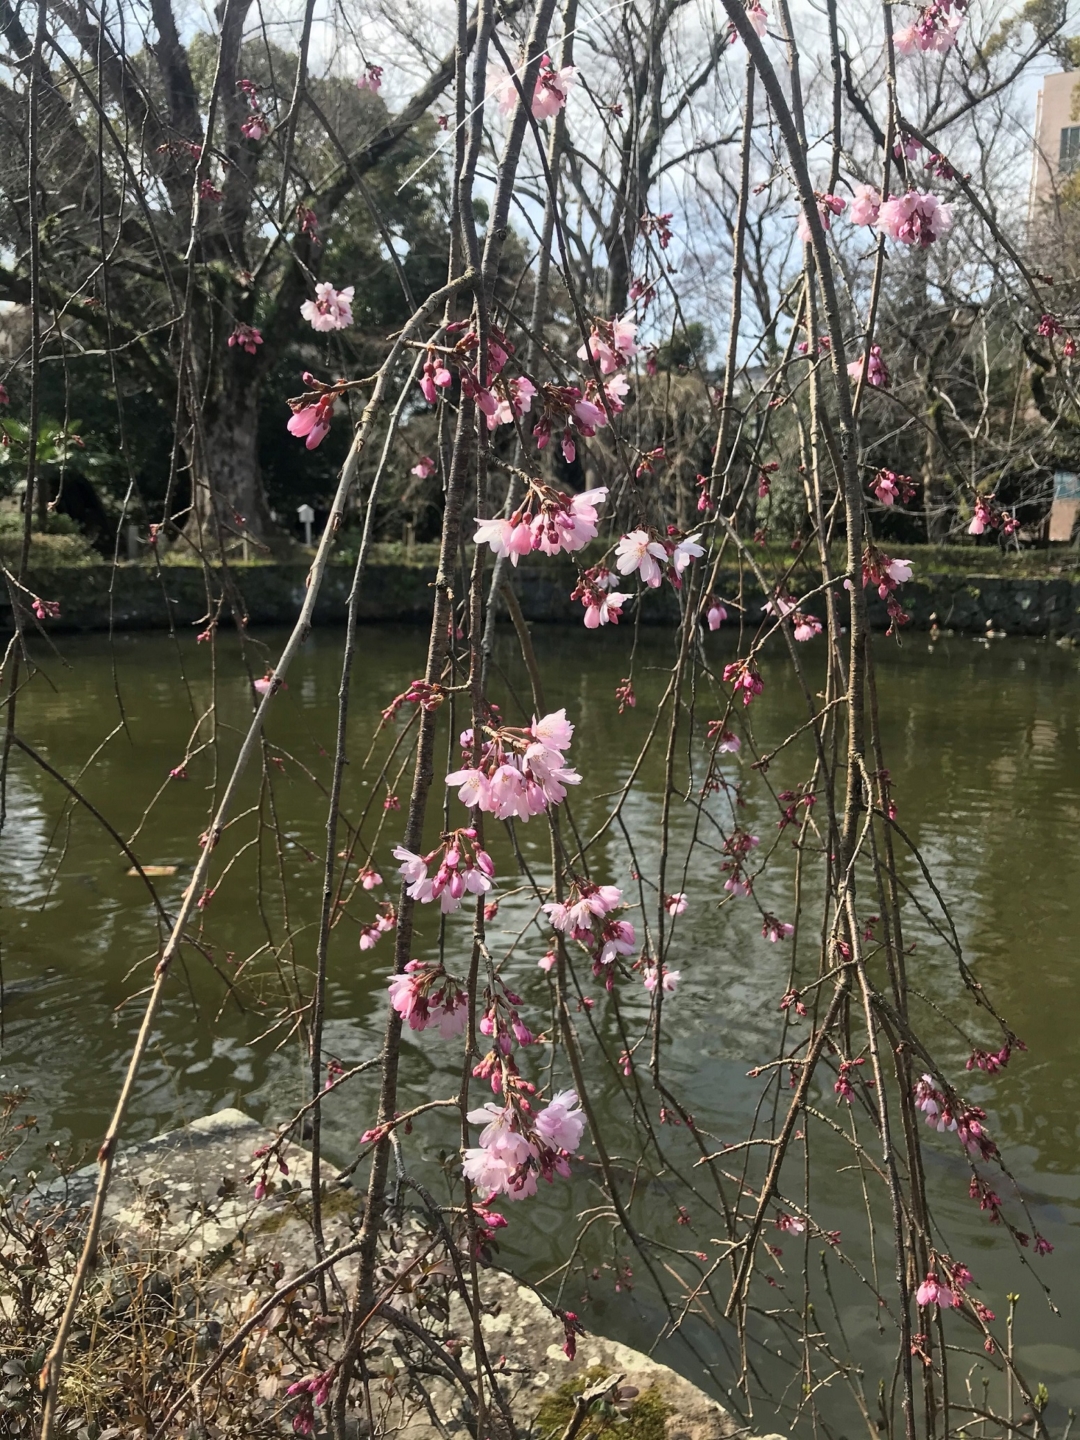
[797,192,846,243]
[707,720,741,753]
[228,322,263,354]
[462,1090,584,1201]
[419,353,453,404]
[793,614,822,642]
[615,527,704,589]
[241,114,270,141]
[359,866,382,889]
[388,959,468,1037]
[896,3,963,54]
[393,830,495,914]
[916,1273,958,1310]
[849,183,881,226]
[644,965,681,994]
[913,1073,957,1133]
[847,345,889,388]
[356,64,383,92]
[359,906,396,949]
[498,54,577,120]
[287,394,335,449]
[411,455,435,479]
[877,191,953,247]
[706,600,728,630]
[969,498,993,534]
[615,529,668,587]
[480,484,607,564]
[544,881,624,938]
[534,1090,585,1150]
[572,565,631,628]
[747,2,768,36]
[301,282,354,332]
[762,917,795,942]
[775,1212,805,1233]
[577,317,638,374]
[872,468,915,505]
[723,658,763,706]
[445,709,581,822]
[664,892,688,916]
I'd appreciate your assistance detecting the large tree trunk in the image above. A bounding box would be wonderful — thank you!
[185,362,276,552]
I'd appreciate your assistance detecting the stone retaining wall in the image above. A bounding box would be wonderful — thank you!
[7,560,1080,638]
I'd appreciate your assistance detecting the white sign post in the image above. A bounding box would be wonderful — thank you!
[297,503,315,546]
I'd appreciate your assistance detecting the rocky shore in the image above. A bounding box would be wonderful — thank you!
[6,558,1080,639]
[31,1109,780,1440]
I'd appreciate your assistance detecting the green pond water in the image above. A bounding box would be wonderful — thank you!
[1,623,1078,1426]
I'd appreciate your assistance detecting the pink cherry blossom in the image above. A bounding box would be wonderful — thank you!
[916,1273,958,1310]
[497,54,577,121]
[968,498,993,534]
[411,455,435,478]
[644,965,681,994]
[583,590,630,628]
[538,950,558,973]
[793,614,822,642]
[577,317,638,374]
[886,557,913,585]
[615,530,668,587]
[301,282,354,332]
[228,323,263,354]
[287,395,334,449]
[241,114,270,141]
[849,183,881,226]
[664,892,688,915]
[763,918,795,942]
[356,64,383,92]
[534,1090,585,1150]
[747,3,767,36]
[876,190,953,247]
[672,533,704,576]
[387,959,468,1037]
[706,601,728,630]
[847,345,889,388]
[797,193,846,243]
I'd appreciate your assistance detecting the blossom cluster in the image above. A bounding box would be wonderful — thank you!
[393,828,495,914]
[543,879,638,982]
[497,53,577,121]
[615,528,704,588]
[301,281,354,332]
[968,495,1018,537]
[237,77,271,141]
[848,185,953,247]
[463,1089,585,1200]
[474,484,607,563]
[859,546,914,633]
[913,1073,998,1160]
[570,565,631,628]
[896,0,966,55]
[387,959,468,1036]
[871,468,916,506]
[763,592,823,641]
[847,345,889,388]
[446,708,581,823]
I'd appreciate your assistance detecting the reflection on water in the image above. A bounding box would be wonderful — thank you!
[1,625,1079,1424]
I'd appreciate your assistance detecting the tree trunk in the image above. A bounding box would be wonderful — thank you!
[185,365,276,552]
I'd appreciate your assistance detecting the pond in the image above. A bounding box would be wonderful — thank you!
[2,622,1078,1427]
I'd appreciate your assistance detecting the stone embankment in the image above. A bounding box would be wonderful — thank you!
[7,559,1080,638]
[40,1108,780,1440]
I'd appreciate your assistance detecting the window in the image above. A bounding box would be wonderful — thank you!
[1060,125,1080,172]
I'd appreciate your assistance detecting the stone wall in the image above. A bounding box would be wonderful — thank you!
[7,560,1080,638]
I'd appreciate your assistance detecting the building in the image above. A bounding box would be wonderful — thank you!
[1030,70,1080,213]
